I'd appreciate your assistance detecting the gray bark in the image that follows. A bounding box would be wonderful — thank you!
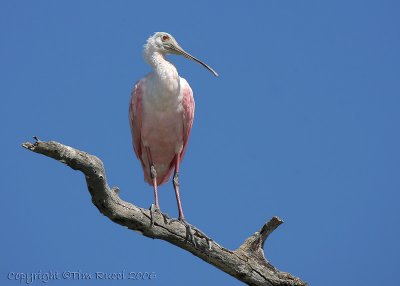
[22,139,306,286]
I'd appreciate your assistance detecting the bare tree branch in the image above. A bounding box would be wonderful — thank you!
[22,139,306,286]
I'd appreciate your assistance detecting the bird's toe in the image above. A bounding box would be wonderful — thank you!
[149,204,160,227]
[149,204,171,226]
[180,219,197,247]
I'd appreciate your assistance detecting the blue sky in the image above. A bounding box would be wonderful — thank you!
[1,0,399,285]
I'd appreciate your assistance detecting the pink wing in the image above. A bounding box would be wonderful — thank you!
[180,78,195,161]
[128,79,145,168]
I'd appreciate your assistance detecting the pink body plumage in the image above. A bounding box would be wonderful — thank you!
[129,74,194,185]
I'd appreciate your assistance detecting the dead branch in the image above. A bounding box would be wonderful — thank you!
[22,139,306,286]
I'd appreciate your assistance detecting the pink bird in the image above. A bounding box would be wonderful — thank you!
[129,32,218,228]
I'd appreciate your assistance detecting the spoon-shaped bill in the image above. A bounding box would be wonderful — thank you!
[166,43,218,77]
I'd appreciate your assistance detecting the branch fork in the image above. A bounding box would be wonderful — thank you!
[22,139,306,286]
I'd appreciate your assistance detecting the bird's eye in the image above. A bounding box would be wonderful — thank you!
[161,35,170,42]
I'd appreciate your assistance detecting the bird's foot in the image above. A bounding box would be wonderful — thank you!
[161,212,171,224]
[181,219,197,247]
[192,225,213,250]
[149,204,160,227]
[149,204,170,226]
[169,218,197,247]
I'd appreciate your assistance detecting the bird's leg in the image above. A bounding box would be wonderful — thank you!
[145,147,159,209]
[150,165,159,208]
[172,153,196,246]
[172,153,184,220]
[146,147,160,227]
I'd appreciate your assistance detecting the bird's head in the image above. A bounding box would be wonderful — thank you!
[144,32,218,77]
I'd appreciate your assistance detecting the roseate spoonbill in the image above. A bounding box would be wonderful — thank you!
[129,32,218,230]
